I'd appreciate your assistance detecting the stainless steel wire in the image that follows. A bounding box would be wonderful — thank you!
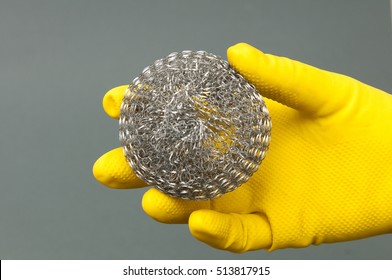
[120,50,271,200]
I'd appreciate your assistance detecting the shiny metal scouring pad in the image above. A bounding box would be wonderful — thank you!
[120,50,271,200]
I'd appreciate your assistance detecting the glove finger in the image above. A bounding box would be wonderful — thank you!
[93,147,147,189]
[189,209,272,253]
[227,42,358,117]
[142,188,210,224]
[102,85,128,119]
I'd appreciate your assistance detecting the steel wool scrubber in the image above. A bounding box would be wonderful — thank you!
[119,50,271,200]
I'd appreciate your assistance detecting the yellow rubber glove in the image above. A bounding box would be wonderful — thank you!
[93,43,392,252]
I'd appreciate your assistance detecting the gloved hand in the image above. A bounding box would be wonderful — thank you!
[93,43,392,252]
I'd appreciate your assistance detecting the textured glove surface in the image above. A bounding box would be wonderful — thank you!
[93,43,392,252]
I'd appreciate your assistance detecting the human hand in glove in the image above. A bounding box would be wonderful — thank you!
[93,43,392,252]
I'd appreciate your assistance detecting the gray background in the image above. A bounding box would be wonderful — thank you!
[0,0,391,259]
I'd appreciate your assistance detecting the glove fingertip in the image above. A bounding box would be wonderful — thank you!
[188,209,217,244]
[142,188,172,222]
[103,85,128,119]
[189,210,273,253]
[142,189,209,224]
[93,147,146,189]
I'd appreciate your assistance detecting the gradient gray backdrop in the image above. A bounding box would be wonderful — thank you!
[1,0,391,259]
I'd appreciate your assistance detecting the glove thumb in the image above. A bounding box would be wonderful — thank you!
[189,209,272,253]
[227,42,359,117]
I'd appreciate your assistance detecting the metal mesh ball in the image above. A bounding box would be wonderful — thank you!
[119,50,271,200]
